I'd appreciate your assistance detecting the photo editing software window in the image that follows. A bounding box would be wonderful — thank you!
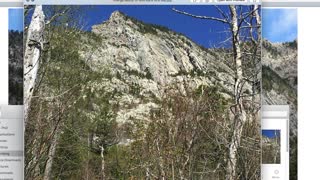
[4,0,320,179]
[23,0,263,180]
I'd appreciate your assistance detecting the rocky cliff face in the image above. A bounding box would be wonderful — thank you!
[262,39,297,136]
[262,40,297,89]
[81,11,240,124]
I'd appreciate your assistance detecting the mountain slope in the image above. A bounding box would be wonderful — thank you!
[262,39,297,135]
[81,11,241,124]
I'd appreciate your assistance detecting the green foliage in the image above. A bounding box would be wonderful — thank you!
[126,69,143,78]
[8,30,23,105]
[119,85,236,179]
[120,11,173,35]
[262,65,296,99]
[262,40,280,58]
[94,115,118,149]
[105,145,132,179]
[171,68,206,77]
[129,82,141,96]
[171,69,188,77]
[283,39,297,49]
[115,71,123,81]
[52,126,85,179]
[290,136,298,180]
[145,68,153,80]
[25,24,114,179]
[9,30,23,45]
[194,85,229,115]
[125,68,153,80]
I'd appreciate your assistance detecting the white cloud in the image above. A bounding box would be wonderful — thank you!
[269,9,297,42]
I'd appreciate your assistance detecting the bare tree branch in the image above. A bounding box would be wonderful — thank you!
[238,6,259,28]
[172,8,229,24]
[214,5,229,21]
[45,7,71,25]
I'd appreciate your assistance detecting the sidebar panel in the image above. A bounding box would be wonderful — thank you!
[0,105,23,180]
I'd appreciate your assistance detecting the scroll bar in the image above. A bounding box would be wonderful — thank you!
[287,118,289,152]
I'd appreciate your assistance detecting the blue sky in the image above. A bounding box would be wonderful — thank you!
[9,8,23,31]
[82,5,235,48]
[262,130,281,139]
[37,5,256,48]
[262,8,297,43]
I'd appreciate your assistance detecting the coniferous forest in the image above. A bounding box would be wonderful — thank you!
[9,30,23,105]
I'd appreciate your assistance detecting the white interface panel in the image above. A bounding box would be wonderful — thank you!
[261,105,290,180]
[0,105,23,180]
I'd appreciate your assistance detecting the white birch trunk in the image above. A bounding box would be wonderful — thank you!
[86,133,91,180]
[24,5,45,123]
[24,6,45,180]
[100,146,106,180]
[254,5,261,43]
[43,131,58,180]
[226,5,247,180]
[251,4,261,123]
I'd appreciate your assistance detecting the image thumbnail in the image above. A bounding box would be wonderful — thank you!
[262,130,281,164]
[24,5,261,179]
[8,8,23,105]
[262,8,297,179]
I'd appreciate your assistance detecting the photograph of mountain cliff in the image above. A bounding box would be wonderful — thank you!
[262,8,297,179]
[262,130,281,164]
[24,5,261,179]
[8,8,23,105]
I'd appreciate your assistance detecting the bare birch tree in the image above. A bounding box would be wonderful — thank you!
[24,5,45,123]
[173,5,261,179]
[23,6,45,180]
[24,6,89,179]
[227,6,246,179]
